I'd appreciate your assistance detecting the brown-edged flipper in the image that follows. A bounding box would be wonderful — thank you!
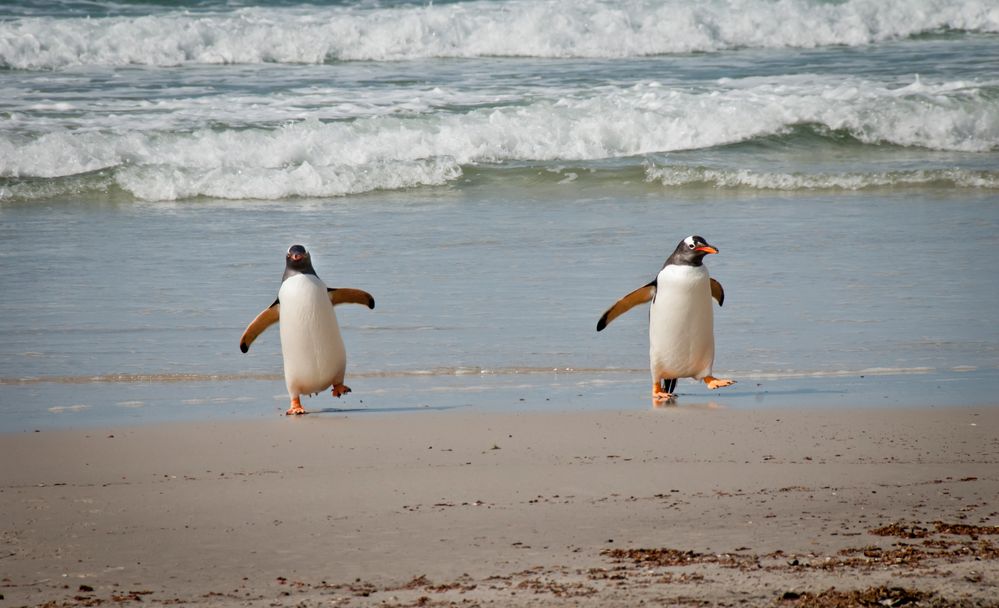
[710,278,725,306]
[596,280,656,331]
[239,299,279,353]
[327,288,375,309]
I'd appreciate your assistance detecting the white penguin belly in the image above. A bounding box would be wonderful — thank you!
[649,265,715,380]
[278,274,346,397]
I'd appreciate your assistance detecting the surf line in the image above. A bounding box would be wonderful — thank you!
[0,366,943,386]
[0,367,647,386]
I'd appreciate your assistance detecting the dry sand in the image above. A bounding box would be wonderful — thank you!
[2,405,998,607]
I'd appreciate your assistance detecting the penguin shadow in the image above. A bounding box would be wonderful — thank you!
[650,385,848,410]
[652,400,726,411]
[296,404,470,416]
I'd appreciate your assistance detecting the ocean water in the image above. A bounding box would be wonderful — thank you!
[1,0,997,432]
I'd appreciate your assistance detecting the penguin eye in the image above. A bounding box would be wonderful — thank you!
[687,242,696,249]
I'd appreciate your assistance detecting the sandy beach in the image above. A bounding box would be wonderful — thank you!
[2,405,997,607]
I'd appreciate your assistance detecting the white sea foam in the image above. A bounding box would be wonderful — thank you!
[645,166,999,190]
[2,0,997,68]
[2,76,996,200]
[115,157,463,200]
[48,404,89,413]
[0,82,527,134]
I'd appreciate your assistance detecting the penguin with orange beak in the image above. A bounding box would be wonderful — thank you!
[240,245,374,415]
[597,235,734,405]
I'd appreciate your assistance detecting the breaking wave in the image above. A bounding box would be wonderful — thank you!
[2,0,998,68]
[2,76,996,201]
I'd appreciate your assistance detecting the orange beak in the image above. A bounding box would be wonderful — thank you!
[695,245,718,254]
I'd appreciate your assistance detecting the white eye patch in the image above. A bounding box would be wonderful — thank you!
[683,236,696,248]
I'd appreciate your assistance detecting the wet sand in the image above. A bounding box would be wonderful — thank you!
[2,405,998,607]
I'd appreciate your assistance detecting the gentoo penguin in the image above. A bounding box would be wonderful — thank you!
[597,235,734,405]
[239,245,374,415]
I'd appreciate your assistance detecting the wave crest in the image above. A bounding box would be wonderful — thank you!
[2,77,996,201]
[117,157,462,201]
[2,0,998,68]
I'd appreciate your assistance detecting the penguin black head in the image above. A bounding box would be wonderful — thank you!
[283,244,318,279]
[664,235,718,267]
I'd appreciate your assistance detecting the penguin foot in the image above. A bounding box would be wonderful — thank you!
[331,384,352,398]
[652,391,676,405]
[653,379,678,405]
[286,398,307,416]
[703,376,735,390]
[652,380,677,405]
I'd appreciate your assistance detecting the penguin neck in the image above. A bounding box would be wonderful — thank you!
[664,253,706,267]
[283,265,318,282]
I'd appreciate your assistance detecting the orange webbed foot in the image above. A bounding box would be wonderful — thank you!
[652,391,676,406]
[703,376,735,390]
[652,381,677,406]
[286,396,306,416]
[331,384,352,398]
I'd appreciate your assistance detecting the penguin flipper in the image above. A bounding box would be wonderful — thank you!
[239,300,280,353]
[710,278,725,307]
[596,281,656,331]
[327,288,375,309]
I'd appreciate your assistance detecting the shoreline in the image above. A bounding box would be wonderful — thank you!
[3,367,997,434]
[3,405,997,606]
